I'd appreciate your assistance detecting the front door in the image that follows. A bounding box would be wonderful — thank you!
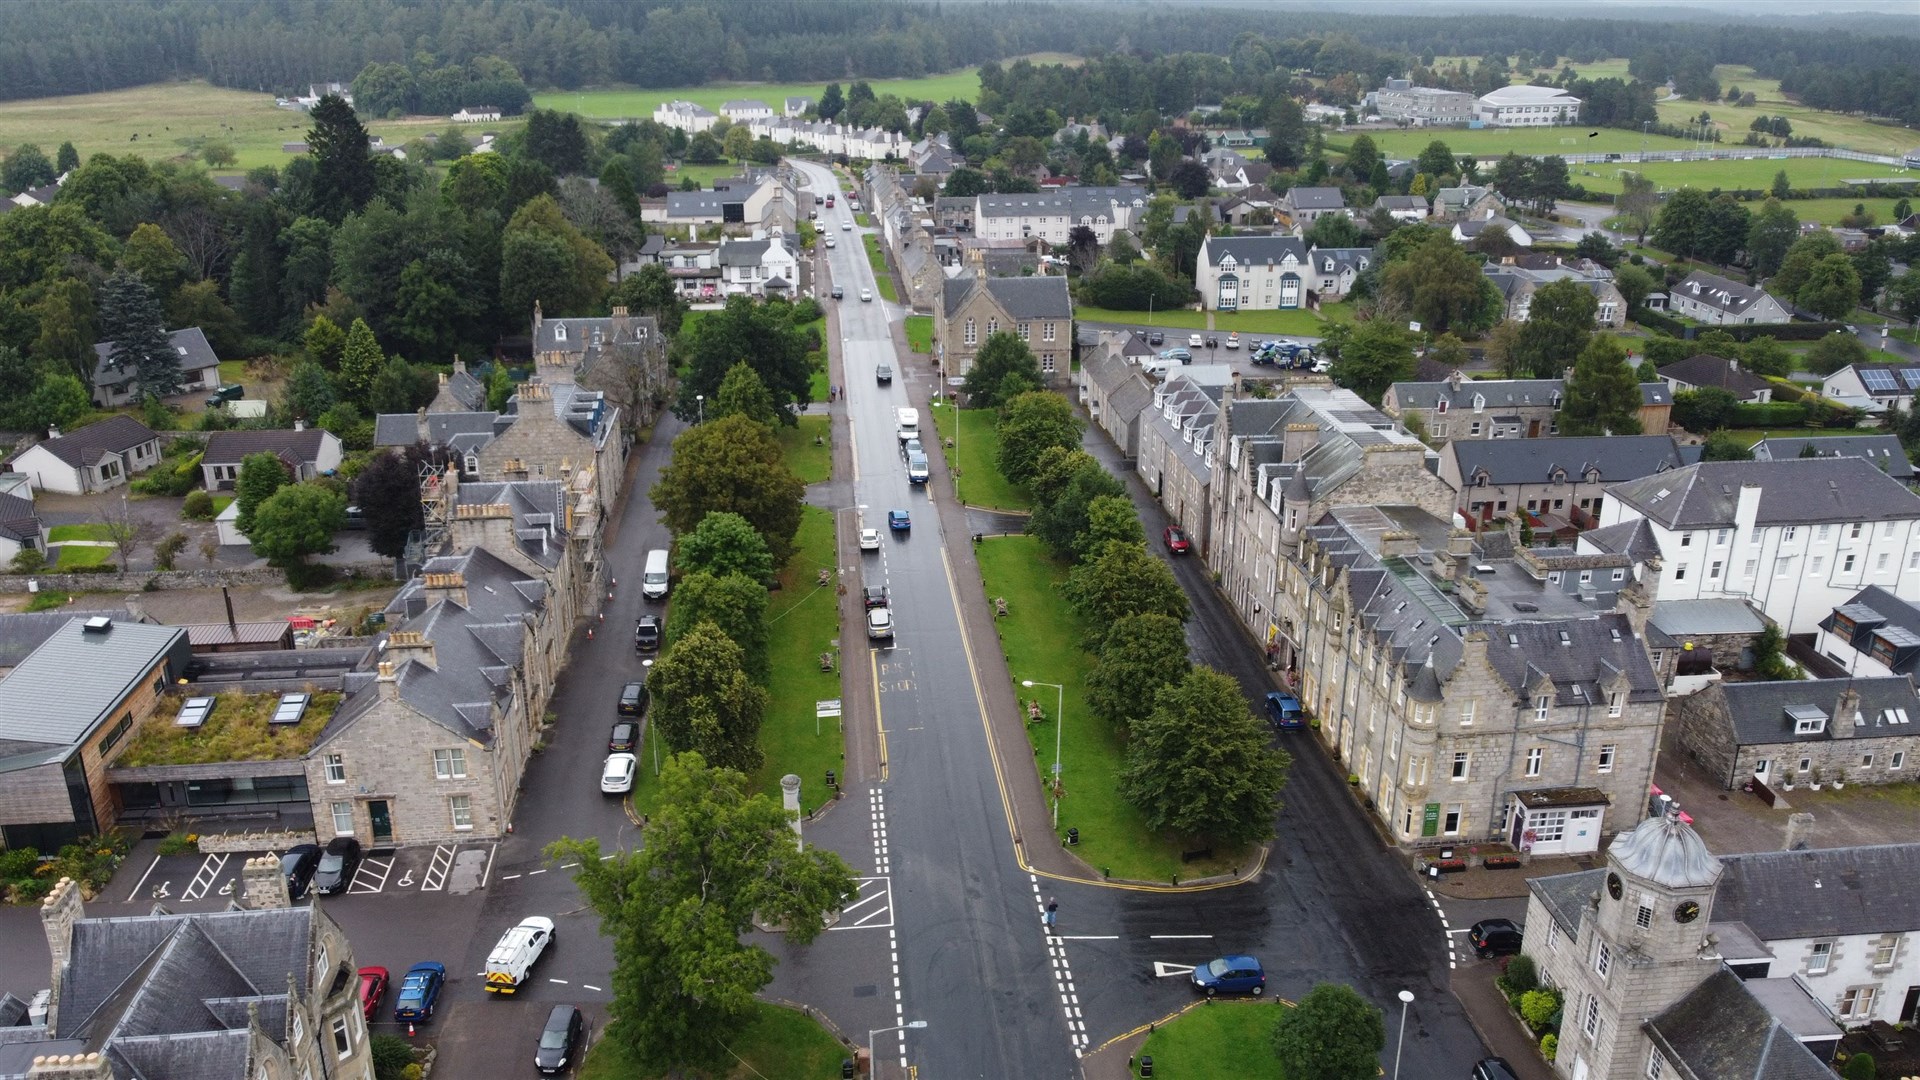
[1527,420,1540,438]
[1902,985,1919,1024]
[1571,1055,1590,1080]
[368,800,393,843]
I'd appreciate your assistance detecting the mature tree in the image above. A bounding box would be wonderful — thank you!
[1065,224,1101,275]
[96,270,183,401]
[1302,212,1363,250]
[997,391,1083,487]
[168,279,243,357]
[651,413,805,565]
[306,94,375,222]
[1028,455,1127,558]
[1671,387,1741,433]
[963,332,1044,408]
[645,623,767,772]
[1076,495,1145,561]
[677,511,775,584]
[1415,139,1456,179]
[1700,195,1752,267]
[1062,541,1190,649]
[944,167,990,199]
[1740,335,1794,379]
[1480,320,1523,379]
[500,194,614,319]
[121,223,188,303]
[1852,248,1892,308]
[2,143,55,194]
[1262,96,1308,168]
[352,449,427,559]
[686,131,723,164]
[234,451,292,535]
[54,141,79,175]
[1330,319,1415,405]
[1616,172,1659,241]
[1271,982,1386,1080]
[1086,612,1190,734]
[522,109,590,176]
[249,483,345,570]
[711,362,781,429]
[664,572,770,683]
[336,317,383,408]
[97,496,157,578]
[1377,231,1501,336]
[1746,199,1800,278]
[1343,134,1380,182]
[282,359,337,421]
[674,295,812,423]
[1806,332,1869,376]
[1651,187,1712,260]
[369,356,432,415]
[1771,231,1842,300]
[1701,429,1755,461]
[558,176,640,270]
[1560,336,1643,436]
[1167,159,1212,200]
[1798,254,1862,320]
[1888,271,1920,324]
[1513,279,1597,378]
[607,262,685,336]
[1613,263,1658,313]
[1119,667,1289,846]
[818,83,845,121]
[29,277,96,377]
[547,754,856,1071]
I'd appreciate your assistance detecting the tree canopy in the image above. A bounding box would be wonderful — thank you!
[646,622,768,772]
[1119,667,1290,846]
[996,391,1083,487]
[676,511,776,585]
[1559,335,1642,436]
[962,331,1044,409]
[1271,982,1387,1080]
[651,413,805,565]
[674,295,814,424]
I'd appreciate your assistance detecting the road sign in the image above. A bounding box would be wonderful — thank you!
[1153,962,1196,978]
[816,699,843,718]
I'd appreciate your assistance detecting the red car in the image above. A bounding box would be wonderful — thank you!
[357,966,390,1021]
[1164,526,1191,555]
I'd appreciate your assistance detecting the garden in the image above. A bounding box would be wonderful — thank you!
[1494,954,1564,1068]
[0,831,132,904]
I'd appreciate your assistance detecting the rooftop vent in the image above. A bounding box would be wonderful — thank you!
[82,616,113,634]
[1475,565,1495,574]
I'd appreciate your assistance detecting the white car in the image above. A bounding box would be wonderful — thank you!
[600,753,636,795]
[825,236,836,249]
[1225,333,1240,349]
[867,606,894,640]
[861,288,872,302]
[1188,333,1204,348]
[859,528,881,551]
[1310,358,1332,374]
[842,220,853,231]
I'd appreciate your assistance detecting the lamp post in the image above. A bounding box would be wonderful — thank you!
[1392,989,1415,1080]
[1022,679,1065,829]
[868,1020,927,1077]
[695,394,705,424]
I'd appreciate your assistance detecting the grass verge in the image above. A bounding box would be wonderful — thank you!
[1073,306,1332,337]
[977,536,1234,882]
[1722,427,1875,449]
[577,1000,850,1080]
[777,414,833,485]
[928,405,1030,512]
[49,524,113,542]
[53,545,112,568]
[1138,1000,1290,1078]
[904,315,933,354]
[861,235,898,303]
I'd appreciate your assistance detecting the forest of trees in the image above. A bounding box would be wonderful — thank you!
[0,1,1914,126]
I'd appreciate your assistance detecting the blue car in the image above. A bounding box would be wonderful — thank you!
[1192,954,1266,997]
[393,961,446,1022]
[1264,691,1305,731]
[888,509,911,531]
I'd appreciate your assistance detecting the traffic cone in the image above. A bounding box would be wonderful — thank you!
[586,627,594,641]
[407,1022,415,1038]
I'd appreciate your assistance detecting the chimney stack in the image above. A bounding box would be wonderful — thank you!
[242,855,290,910]
[294,418,305,432]
[47,426,61,440]
[41,876,83,1032]
[384,630,438,670]
[1832,685,1859,740]
[25,1053,115,1079]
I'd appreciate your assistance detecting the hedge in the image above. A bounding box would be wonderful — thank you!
[1729,402,1809,427]
[1632,307,1851,344]
[1632,307,1687,336]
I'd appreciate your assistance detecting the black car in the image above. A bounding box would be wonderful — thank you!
[1147,330,1164,346]
[876,364,893,383]
[281,844,321,900]
[634,615,661,653]
[863,585,890,610]
[831,285,844,299]
[1471,1059,1519,1080]
[311,836,362,896]
[608,721,638,754]
[618,681,648,717]
[1469,918,1524,958]
[535,1004,585,1075]
[1204,335,1219,348]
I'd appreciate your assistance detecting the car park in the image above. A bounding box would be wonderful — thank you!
[393,962,446,1022]
[357,967,389,1021]
[311,836,362,896]
[863,585,890,609]
[1191,955,1266,996]
[888,509,910,531]
[876,363,892,383]
[535,1004,585,1075]
[618,681,647,716]
[607,721,637,753]
[600,753,637,795]
[867,606,895,640]
[634,615,661,652]
[1469,919,1524,957]
[861,288,872,302]
[1164,525,1191,554]
[1264,691,1305,730]
[859,528,881,551]
[281,844,320,900]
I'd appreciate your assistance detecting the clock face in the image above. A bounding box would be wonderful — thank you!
[1606,873,1623,900]
[1675,900,1701,924]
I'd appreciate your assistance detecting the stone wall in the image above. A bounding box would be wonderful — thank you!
[0,564,391,594]
[199,827,316,853]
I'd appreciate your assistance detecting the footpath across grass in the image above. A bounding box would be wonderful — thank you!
[577,1000,850,1080]
[777,414,833,484]
[976,536,1232,883]
[928,404,1030,512]
[1138,1000,1290,1079]
[861,235,898,303]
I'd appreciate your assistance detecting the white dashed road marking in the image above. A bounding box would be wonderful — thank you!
[1030,874,1089,1058]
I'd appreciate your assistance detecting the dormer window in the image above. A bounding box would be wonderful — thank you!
[1789,706,1828,735]
[1473,394,1485,412]
[554,324,567,342]
[1437,399,1449,414]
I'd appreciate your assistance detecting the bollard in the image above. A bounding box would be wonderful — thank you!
[586,627,594,640]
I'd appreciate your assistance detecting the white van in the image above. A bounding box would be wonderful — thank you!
[484,916,554,993]
[896,407,919,444]
[642,549,670,599]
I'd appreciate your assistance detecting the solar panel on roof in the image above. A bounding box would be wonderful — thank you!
[1902,370,1920,389]
[1861,369,1899,391]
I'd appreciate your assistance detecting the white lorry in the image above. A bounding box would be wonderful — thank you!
[484,916,555,993]
[896,407,919,444]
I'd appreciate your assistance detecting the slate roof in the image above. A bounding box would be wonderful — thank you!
[666,190,746,218]
[1082,347,1154,430]
[1646,969,1833,1080]
[440,367,487,411]
[91,327,220,387]
[1455,215,1529,241]
[716,238,774,267]
[454,480,570,570]
[1641,382,1669,407]
[1658,354,1773,397]
[200,429,330,467]
[1375,195,1429,211]
[0,494,38,545]
[532,312,657,366]
[1818,584,1920,675]
[1309,246,1372,277]
[1606,457,1920,530]
[0,618,189,748]
[1752,434,1912,480]
[1284,186,1345,210]
[1650,599,1766,638]
[1389,376,1563,414]
[1719,674,1920,746]
[1448,434,1687,487]
[1578,517,1664,564]
[1673,270,1781,317]
[372,411,504,449]
[975,185,1146,220]
[1201,234,1309,269]
[1714,843,1920,939]
[1527,867,1605,936]
[20,416,160,469]
[981,276,1071,320]
[1228,387,1432,506]
[0,609,137,670]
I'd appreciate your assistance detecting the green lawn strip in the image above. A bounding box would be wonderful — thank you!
[854,212,872,227]
[904,315,933,354]
[1138,1000,1290,1079]
[48,524,113,542]
[1722,427,1870,449]
[927,405,1030,512]
[216,360,248,384]
[860,235,898,303]
[577,999,850,1080]
[53,545,113,568]
[211,495,235,514]
[1074,306,1334,337]
[534,70,981,121]
[977,536,1226,882]
[631,507,842,819]
[777,414,833,485]
[665,162,748,187]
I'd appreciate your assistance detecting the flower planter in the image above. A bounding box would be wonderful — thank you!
[1427,859,1469,874]
[1483,856,1524,870]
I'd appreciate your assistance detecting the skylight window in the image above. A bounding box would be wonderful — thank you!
[271,692,311,726]
[174,696,216,729]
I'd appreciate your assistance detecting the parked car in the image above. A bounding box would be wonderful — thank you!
[863,585,890,610]
[635,615,661,652]
[867,605,895,640]
[1471,1059,1519,1080]
[1225,333,1240,349]
[1163,525,1191,555]
[1264,692,1305,730]
[205,383,244,408]
[1147,330,1164,346]
[280,843,320,900]
[1310,358,1331,374]
[1204,335,1218,349]
[535,1004,585,1075]
[600,753,637,795]
[1187,333,1204,347]
[311,836,362,896]
[392,961,446,1022]
[1191,955,1266,996]
[1469,919,1524,957]
[860,528,882,551]
[607,721,637,754]
[901,437,923,459]
[888,509,911,531]
[618,681,647,717]
[356,966,389,1021]
[876,363,892,383]
[1160,347,1192,363]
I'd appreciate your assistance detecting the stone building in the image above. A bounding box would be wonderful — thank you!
[1814,584,1920,676]
[531,303,668,434]
[1672,676,1920,792]
[933,273,1072,384]
[473,381,625,526]
[427,358,488,413]
[1077,333,1155,461]
[1441,434,1692,533]
[1137,369,1235,555]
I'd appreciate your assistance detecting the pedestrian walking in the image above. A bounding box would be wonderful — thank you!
[1044,897,1058,931]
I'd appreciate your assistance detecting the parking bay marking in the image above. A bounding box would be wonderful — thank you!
[419,845,454,892]
[829,877,894,930]
[1153,962,1197,978]
[349,855,394,895]
[181,853,230,901]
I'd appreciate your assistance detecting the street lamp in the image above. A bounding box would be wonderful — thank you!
[1022,679,1066,829]
[1392,989,1415,1080]
[868,1020,927,1076]
[695,394,705,424]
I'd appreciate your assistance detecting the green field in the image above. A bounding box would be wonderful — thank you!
[0,80,509,173]
[861,235,897,303]
[777,413,833,485]
[578,1001,849,1080]
[534,69,981,122]
[928,405,1029,512]
[1563,156,1915,196]
[1329,126,1704,161]
[904,315,933,354]
[1138,1000,1289,1079]
[667,161,751,187]
[1652,64,1918,158]
[1074,305,1332,337]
